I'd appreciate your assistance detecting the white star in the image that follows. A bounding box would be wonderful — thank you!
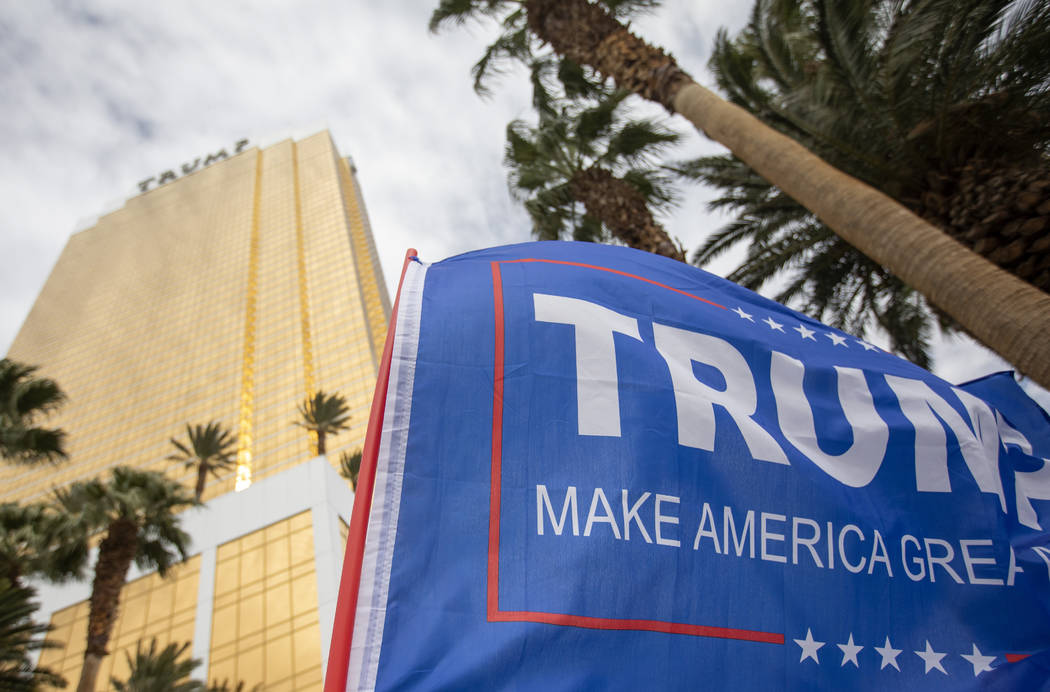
[874,637,902,671]
[856,340,878,351]
[733,307,754,322]
[837,633,863,668]
[915,640,947,675]
[961,644,995,676]
[826,332,848,347]
[794,628,824,664]
[763,316,785,332]
[794,324,816,341]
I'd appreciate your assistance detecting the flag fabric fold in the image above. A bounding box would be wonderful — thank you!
[328,241,1050,691]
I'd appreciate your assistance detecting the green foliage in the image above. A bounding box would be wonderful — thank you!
[0,358,68,466]
[295,391,351,434]
[430,0,688,255]
[0,580,66,690]
[689,0,1050,367]
[679,155,942,366]
[108,639,260,692]
[0,502,88,586]
[167,421,236,500]
[429,0,660,96]
[295,390,351,455]
[506,80,682,244]
[338,449,363,491]
[53,467,197,577]
[111,639,203,692]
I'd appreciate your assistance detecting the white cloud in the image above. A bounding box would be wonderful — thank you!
[0,0,1043,405]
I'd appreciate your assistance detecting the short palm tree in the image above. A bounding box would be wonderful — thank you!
[53,467,197,692]
[0,358,68,465]
[166,422,236,501]
[338,450,362,491]
[295,391,350,456]
[0,580,66,690]
[110,639,203,692]
[109,639,259,692]
[0,502,88,589]
[507,82,685,260]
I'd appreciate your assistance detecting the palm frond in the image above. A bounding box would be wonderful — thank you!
[0,358,68,466]
[471,25,533,96]
[604,120,679,163]
[699,0,1050,366]
[574,91,629,143]
[338,450,362,491]
[428,0,515,33]
[0,581,67,690]
[111,638,204,692]
[294,391,351,434]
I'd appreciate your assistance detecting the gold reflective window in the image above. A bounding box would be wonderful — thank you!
[209,510,319,689]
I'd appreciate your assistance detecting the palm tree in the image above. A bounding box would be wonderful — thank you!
[109,639,259,692]
[338,449,362,491]
[0,580,67,690]
[53,467,197,692]
[294,391,350,456]
[507,82,685,260]
[0,502,88,589]
[166,422,236,501]
[0,358,68,465]
[679,0,1050,366]
[677,155,948,366]
[110,639,203,692]
[107,638,261,692]
[431,0,1050,387]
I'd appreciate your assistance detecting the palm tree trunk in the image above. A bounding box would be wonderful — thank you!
[77,518,137,692]
[526,0,1050,388]
[195,467,207,502]
[570,166,683,260]
[4,561,23,589]
[316,430,326,456]
[77,654,103,692]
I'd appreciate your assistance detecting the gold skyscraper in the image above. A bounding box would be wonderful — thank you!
[3,131,389,689]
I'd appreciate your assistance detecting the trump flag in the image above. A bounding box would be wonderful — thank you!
[325,241,1050,691]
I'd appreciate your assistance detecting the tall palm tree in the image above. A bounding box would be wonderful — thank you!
[294,391,350,456]
[0,580,67,690]
[166,422,236,501]
[431,0,1050,387]
[53,467,197,692]
[507,84,685,260]
[110,639,203,692]
[0,358,67,465]
[680,0,1050,366]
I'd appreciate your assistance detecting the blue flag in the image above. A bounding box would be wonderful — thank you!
[329,242,1050,691]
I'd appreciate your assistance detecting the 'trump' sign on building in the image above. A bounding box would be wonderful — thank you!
[326,242,1050,691]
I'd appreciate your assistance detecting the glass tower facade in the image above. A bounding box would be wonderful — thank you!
[4,131,389,689]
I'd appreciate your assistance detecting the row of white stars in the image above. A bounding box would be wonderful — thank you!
[731,306,880,351]
[794,628,998,677]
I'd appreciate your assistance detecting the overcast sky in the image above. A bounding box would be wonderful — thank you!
[0,0,1041,403]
